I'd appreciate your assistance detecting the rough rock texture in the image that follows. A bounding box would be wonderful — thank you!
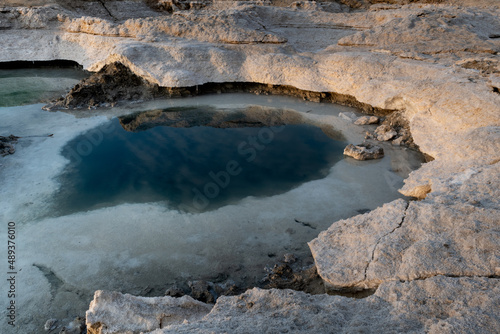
[374,124,397,141]
[44,62,161,109]
[354,115,379,125]
[86,290,212,334]
[310,158,500,290]
[1,0,499,333]
[0,135,19,156]
[343,142,384,160]
[262,254,326,295]
[85,277,500,333]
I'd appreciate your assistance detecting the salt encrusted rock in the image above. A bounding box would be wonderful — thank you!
[374,124,397,141]
[343,143,384,160]
[86,290,212,334]
[44,318,58,331]
[60,317,86,334]
[309,199,408,291]
[309,161,500,291]
[354,115,379,125]
[338,111,358,122]
[338,5,500,55]
[145,277,500,333]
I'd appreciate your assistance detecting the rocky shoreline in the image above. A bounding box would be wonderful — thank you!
[1,0,499,333]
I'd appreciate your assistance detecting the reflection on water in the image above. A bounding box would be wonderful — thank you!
[54,116,345,214]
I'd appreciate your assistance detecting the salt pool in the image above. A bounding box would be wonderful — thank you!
[0,69,424,333]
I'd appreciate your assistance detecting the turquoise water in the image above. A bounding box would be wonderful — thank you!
[0,67,87,107]
[54,116,345,214]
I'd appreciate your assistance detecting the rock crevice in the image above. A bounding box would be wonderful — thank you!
[363,200,410,282]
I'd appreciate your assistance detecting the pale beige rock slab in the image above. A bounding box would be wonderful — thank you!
[339,5,500,55]
[310,161,500,290]
[354,115,379,125]
[139,276,500,334]
[309,199,408,291]
[86,290,212,334]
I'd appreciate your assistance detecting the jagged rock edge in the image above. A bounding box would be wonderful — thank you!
[46,61,398,116]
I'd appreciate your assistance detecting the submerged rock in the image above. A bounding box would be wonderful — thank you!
[0,135,19,156]
[44,318,58,331]
[164,285,185,298]
[343,143,384,160]
[59,317,86,334]
[338,111,358,122]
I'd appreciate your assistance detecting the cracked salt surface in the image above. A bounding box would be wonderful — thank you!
[0,93,424,333]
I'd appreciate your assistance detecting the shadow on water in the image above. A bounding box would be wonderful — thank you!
[52,107,346,215]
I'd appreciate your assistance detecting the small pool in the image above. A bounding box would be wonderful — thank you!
[54,108,345,215]
[0,68,424,333]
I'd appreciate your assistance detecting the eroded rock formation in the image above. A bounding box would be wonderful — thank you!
[86,276,500,333]
[44,62,161,109]
[0,0,499,333]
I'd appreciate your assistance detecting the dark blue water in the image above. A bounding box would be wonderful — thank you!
[55,116,345,214]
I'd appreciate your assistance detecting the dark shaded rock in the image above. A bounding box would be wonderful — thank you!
[269,264,294,281]
[188,280,215,304]
[213,280,240,297]
[283,253,297,264]
[165,285,185,298]
[149,0,210,13]
[264,263,325,295]
[0,135,19,156]
[343,142,384,160]
[44,62,160,110]
[380,110,416,148]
